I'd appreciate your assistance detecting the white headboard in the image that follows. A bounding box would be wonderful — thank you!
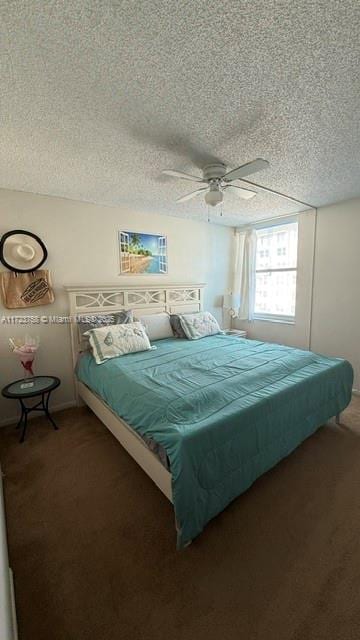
[64,282,205,368]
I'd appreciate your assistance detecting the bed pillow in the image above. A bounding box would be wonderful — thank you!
[84,322,153,364]
[137,313,174,341]
[179,311,222,340]
[169,314,188,339]
[77,310,133,351]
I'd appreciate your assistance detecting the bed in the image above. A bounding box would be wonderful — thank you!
[65,283,354,548]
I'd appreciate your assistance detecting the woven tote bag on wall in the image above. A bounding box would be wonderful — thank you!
[0,270,55,308]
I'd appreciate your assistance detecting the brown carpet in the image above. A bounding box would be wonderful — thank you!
[0,398,360,640]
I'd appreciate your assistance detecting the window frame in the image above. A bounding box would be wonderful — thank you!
[252,219,298,324]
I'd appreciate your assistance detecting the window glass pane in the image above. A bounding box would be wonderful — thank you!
[255,222,298,269]
[254,270,297,317]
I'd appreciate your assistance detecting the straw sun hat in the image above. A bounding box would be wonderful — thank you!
[0,230,48,273]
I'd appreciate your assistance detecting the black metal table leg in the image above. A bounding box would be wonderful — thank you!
[16,391,58,442]
[19,400,28,443]
[42,391,58,431]
[16,403,25,430]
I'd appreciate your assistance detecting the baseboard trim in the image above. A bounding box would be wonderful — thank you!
[0,400,77,428]
[352,389,360,397]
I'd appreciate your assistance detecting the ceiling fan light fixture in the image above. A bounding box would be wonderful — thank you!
[163,158,269,208]
[205,186,223,207]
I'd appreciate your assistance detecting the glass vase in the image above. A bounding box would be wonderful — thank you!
[16,353,36,380]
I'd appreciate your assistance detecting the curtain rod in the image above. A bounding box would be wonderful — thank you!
[235,210,312,230]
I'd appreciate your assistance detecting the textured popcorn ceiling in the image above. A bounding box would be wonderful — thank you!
[0,1,360,226]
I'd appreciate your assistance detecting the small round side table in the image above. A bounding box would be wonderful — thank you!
[2,376,61,443]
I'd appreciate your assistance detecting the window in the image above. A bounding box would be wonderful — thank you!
[253,221,298,322]
[157,236,168,273]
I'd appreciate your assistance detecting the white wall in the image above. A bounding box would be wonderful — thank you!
[0,189,232,425]
[310,198,360,391]
[235,199,360,391]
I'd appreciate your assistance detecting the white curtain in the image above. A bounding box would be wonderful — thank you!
[231,228,257,320]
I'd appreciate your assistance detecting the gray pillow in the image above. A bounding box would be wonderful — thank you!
[170,314,188,339]
[78,310,133,350]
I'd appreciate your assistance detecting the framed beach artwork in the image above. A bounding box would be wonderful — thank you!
[118,231,168,274]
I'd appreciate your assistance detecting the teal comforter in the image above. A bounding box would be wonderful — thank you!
[76,336,353,548]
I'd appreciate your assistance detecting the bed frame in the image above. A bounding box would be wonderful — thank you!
[65,281,343,518]
[64,283,205,503]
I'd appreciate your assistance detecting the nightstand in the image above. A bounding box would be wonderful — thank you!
[2,376,60,443]
[224,329,247,338]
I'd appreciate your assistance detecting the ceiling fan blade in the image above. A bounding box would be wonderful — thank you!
[162,169,205,183]
[176,187,209,203]
[223,185,257,200]
[223,158,269,182]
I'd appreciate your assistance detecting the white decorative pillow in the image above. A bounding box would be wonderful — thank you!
[179,312,222,340]
[85,322,153,364]
[77,310,133,351]
[137,313,174,341]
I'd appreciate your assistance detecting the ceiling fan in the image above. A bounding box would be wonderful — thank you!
[162,158,269,207]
